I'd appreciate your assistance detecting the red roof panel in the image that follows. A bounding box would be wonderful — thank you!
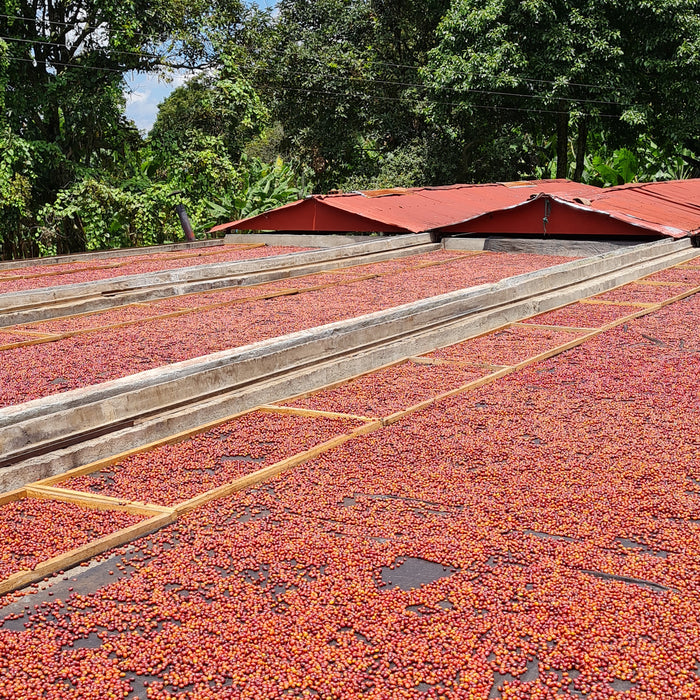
[210,179,700,239]
[212,180,598,234]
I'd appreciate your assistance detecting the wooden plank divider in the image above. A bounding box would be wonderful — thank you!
[512,322,597,333]
[174,421,382,514]
[634,280,692,287]
[0,487,26,506]
[407,356,510,373]
[0,328,61,338]
[0,511,176,597]
[25,485,175,517]
[579,299,656,308]
[258,405,375,423]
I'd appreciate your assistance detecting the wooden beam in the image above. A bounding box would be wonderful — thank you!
[579,299,656,308]
[0,511,176,597]
[634,280,691,287]
[511,322,597,333]
[0,328,61,338]
[175,420,382,514]
[0,487,26,506]
[25,485,174,517]
[258,405,375,423]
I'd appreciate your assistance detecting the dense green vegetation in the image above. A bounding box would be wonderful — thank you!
[1,0,699,258]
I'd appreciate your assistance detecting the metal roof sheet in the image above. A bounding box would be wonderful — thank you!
[576,180,700,236]
[211,179,700,239]
[211,180,597,235]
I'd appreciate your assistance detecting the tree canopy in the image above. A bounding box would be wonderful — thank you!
[423,0,700,181]
[1,0,699,258]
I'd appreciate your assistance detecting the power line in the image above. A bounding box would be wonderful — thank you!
[2,42,633,110]
[6,55,126,72]
[251,61,631,108]
[0,33,167,62]
[1,11,633,95]
[257,82,624,119]
[3,54,629,118]
[349,57,628,92]
[4,54,201,73]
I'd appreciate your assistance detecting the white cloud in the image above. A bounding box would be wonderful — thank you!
[124,72,178,134]
[124,67,213,133]
[125,90,150,105]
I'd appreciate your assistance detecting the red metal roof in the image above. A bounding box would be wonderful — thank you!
[580,180,700,237]
[210,180,597,235]
[441,180,700,238]
[211,179,700,239]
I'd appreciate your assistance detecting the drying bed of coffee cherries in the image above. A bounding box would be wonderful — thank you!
[15,250,470,335]
[13,250,544,335]
[593,282,695,305]
[0,246,309,295]
[522,301,644,329]
[58,410,366,507]
[0,252,574,408]
[0,499,142,580]
[643,266,700,285]
[282,360,493,418]
[0,291,698,698]
[422,325,589,367]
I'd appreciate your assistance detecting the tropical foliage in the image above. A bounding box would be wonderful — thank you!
[1,0,699,258]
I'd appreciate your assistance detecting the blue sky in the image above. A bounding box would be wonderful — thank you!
[124,69,194,133]
[124,1,276,134]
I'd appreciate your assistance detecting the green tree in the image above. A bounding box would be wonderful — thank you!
[424,0,700,182]
[253,0,451,191]
[149,55,268,160]
[0,0,247,255]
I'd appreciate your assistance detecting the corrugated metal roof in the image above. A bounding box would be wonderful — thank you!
[579,180,700,237]
[211,179,700,239]
[210,180,597,235]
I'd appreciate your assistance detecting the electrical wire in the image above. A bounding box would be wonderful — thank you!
[255,82,624,118]
[0,11,633,94]
[3,53,628,119]
[2,47,634,111]
[0,33,167,61]
[4,54,201,73]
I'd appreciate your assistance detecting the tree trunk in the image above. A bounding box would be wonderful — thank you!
[555,104,569,179]
[573,116,589,182]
